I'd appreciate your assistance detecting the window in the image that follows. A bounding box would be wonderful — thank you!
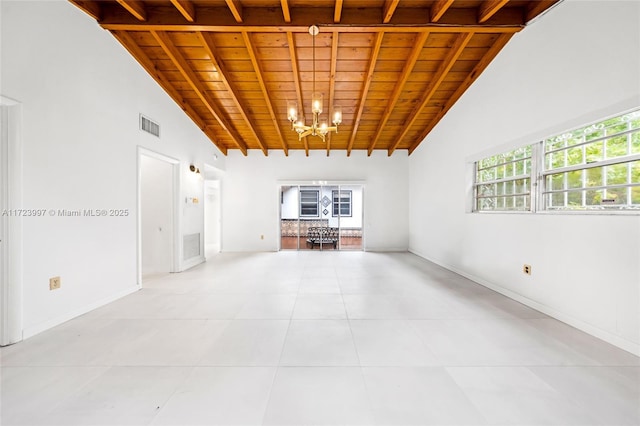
[332,190,352,217]
[300,190,319,217]
[472,107,640,213]
[474,145,533,211]
[542,109,640,210]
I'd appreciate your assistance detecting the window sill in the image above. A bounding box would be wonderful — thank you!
[471,209,640,216]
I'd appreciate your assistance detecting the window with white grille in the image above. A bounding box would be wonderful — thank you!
[474,145,533,212]
[472,107,640,213]
[541,110,640,210]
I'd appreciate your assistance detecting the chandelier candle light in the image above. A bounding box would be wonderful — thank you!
[287,25,342,142]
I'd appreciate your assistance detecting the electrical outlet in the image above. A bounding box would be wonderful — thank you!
[260,234,264,240]
[49,276,61,290]
[523,264,532,275]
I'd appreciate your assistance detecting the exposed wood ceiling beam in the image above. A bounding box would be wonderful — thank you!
[287,32,309,155]
[346,32,385,156]
[382,0,400,24]
[98,7,525,32]
[478,0,510,23]
[110,30,226,154]
[430,0,454,22]
[225,0,243,23]
[72,0,559,156]
[367,32,429,156]
[334,0,343,23]
[198,32,267,156]
[281,0,291,23]
[103,23,518,35]
[526,0,558,22]
[69,0,101,20]
[151,31,247,155]
[170,0,195,22]
[242,32,289,156]
[327,31,339,156]
[409,32,514,155]
[116,0,146,21]
[388,32,473,156]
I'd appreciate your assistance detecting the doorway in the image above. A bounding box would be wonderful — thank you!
[204,180,221,258]
[0,97,23,346]
[138,149,178,285]
[279,183,364,251]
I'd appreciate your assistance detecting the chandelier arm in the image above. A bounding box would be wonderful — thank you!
[299,129,314,139]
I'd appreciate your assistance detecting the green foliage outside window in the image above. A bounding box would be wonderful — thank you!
[543,110,640,210]
[474,108,640,212]
[476,146,532,211]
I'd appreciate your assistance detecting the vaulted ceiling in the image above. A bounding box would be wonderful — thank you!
[70,0,560,156]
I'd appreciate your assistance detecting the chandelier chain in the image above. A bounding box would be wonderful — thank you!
[312,25,316,96]
[287,25,342,142]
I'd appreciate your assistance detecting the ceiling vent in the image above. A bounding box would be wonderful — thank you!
[140,114,160,138]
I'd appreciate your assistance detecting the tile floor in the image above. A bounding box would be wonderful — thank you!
[1,251,638,425]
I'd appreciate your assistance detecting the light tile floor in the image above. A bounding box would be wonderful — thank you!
[1,251,639,425]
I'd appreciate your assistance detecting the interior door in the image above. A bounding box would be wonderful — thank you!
[0,106,6,344]
[0,101,23,346]
[140,155,174,278]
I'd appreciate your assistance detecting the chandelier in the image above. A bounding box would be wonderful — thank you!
[287,25,342,142]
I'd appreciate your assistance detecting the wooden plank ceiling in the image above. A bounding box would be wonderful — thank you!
[70,0,559,156]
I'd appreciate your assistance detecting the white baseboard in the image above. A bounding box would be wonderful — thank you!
[408,248,640,357]
[365,247,408,252]
[180,255,205,271]
[22,285,140,340]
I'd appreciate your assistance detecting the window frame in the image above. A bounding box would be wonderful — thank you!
[471,107,640,215]
[332,190,352,217]
[473,146,535,213]
[299,189,319,218]
[539,114,640,212]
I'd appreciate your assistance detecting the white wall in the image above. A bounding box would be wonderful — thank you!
[281,186,299,220]
[1,1,224,338]
[223,150,409,252]
[317,186,338,227]
[409,0,640,355]
[339,185,363,229]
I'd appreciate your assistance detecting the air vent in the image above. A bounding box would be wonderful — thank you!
[140,114,160,137]
[183,233,201,260]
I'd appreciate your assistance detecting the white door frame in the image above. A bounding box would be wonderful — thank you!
[1,96,23,346]
[137,147,180,286]
[204,179,222,258]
